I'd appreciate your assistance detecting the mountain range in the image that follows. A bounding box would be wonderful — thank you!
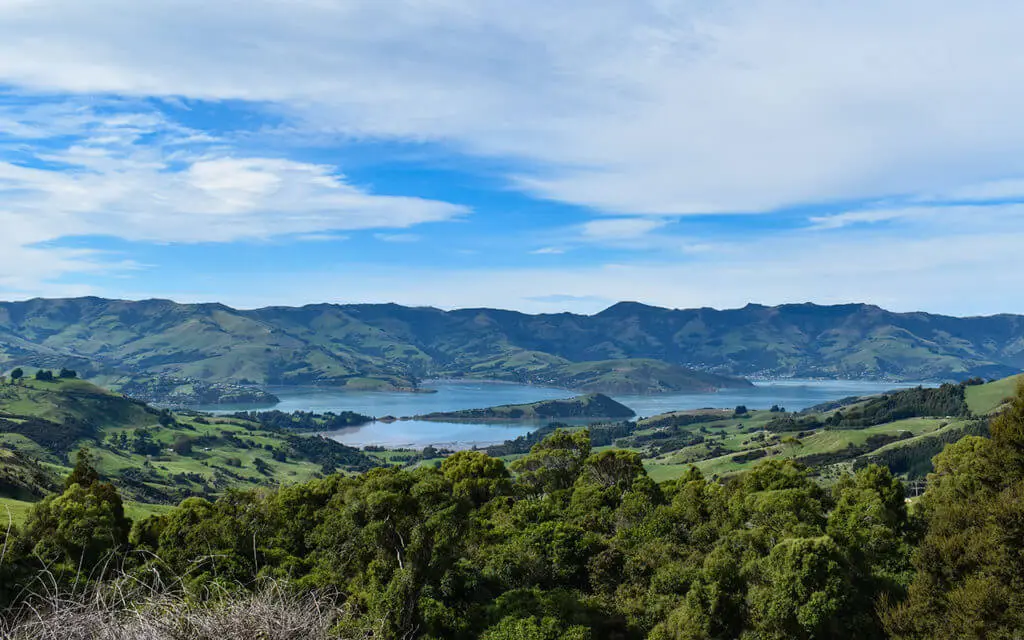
[0,297,1021,400]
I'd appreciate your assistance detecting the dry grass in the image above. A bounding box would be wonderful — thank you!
[0,571,370,640]
[0,501,379,640]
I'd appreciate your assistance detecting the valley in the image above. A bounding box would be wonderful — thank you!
[1,369,1015,527]
[1,353,1021,640]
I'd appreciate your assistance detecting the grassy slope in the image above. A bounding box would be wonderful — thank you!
[0,378,153,428]
[0,496,173,527]
[0,378,374,508]
[638,377,1024,481]
[642,413,959,480]
[966,374,1024,415]
[0,496,33,526]
[552,359,752,394]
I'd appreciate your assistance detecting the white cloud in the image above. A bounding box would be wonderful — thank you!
[1,1,1024,215]
[530,247,566,255]
[809,203,1024,231]
[580,217,670,240]
[3,1,1024,311]
[808,208,924,230]
[374,233,422,243]
[938,178,1024,202]
[289,232,349,243]
[0,102,466,292]
[151,218,1024,316]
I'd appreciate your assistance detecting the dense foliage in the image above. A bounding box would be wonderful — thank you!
[230,409,374,431]
[826,384,970,428]
[862,419,990,479]
[3,384,1024,639]
[616,426,706,455]
[765,384,972,435]
[484,421,637,457]
[420,393,635,422]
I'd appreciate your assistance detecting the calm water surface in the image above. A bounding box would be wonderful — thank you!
[198,379,929,449]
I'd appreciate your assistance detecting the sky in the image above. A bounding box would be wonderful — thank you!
[2,0,1024,316]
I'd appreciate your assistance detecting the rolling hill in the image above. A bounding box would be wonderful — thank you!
[0,297,1021,400]
[0,377,378,508]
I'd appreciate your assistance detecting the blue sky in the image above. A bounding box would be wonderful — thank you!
[2,0,1024,315]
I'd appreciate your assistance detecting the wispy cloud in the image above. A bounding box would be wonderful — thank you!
[0,100,467,291]
[580,217,670,240]
[289,232,350,243]
[374,233,422,243]
[2,0,1024,216]
[1,1,1023,312]
[808,203,1024,231]
[177,219,1024,316]
[808,208,922,230]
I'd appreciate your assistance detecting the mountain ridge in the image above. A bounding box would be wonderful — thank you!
[0,297,1021,399]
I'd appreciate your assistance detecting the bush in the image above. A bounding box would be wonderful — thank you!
[171,435,193,455]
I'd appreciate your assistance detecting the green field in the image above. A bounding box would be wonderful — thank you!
[0,496,173,527]
[967,374,1024,415]
[0,496,33,526]
[637,379,999,481]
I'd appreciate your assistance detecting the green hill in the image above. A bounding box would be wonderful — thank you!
[0,446,61,501]
[417,393,636,422]
[3,297,1024,402]
[0,377,378,507]
[966,373,1024,415]
[619,376,1022,482]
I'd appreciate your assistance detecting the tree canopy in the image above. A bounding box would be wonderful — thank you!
[4,384,1024,639]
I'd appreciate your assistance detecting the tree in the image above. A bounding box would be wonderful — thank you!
[65,447,101,489]
[253,457,271,474]
[441,450,510,506]
[748,536,854,639]
[20,478,130,572]
[131,429,161,456]
[482,616,590,640]
[512,429,592,495]
[735,405,749,416]
[884,381,1024,639]
[9,367,22,382]
[171,435,193,455]
[158,409,176,428]
[34,369,54,382]
[58,368,77,379]
[827,465,912,637]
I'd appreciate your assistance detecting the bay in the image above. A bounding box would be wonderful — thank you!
[197,379,930,449]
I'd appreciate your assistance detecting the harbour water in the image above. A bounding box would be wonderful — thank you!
[197,379,928,449]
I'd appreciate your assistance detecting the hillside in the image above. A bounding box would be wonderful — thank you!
[0,377,378,507]
[966,372,1024,415]
[634,378,1011,481]
[416,393,636,422]
[0,298,1022,401]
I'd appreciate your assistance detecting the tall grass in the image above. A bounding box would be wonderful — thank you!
[0,509,373,640]
[0,579,353,640]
